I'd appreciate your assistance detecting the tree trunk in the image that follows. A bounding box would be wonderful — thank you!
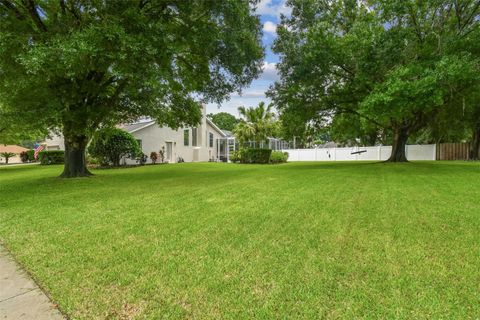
[470,124,480,161]
[387,126,409,162]
[61,134,92,177]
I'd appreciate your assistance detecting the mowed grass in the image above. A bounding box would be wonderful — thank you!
[1,162,480,319]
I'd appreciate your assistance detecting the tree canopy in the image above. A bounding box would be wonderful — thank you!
[207,112,239,131]
[0,0,264,176]
[270,0,480,161]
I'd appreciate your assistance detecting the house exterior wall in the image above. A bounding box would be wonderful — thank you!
[45,133,65,151]
[44,105,226,164]
[126,118,224,164]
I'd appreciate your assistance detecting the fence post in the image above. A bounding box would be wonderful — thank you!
[433,144,437,161]
[378,146,381,160]
[333,147,336,161]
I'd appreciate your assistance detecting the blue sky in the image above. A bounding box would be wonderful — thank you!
[206,0,291,117]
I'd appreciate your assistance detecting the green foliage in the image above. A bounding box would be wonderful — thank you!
[0,152,16,164]
[0,0,263,175]
[230,150,242,163]
[88,128,140,167]
[270,151,289,164]
[27,150,35,162]
[233,102,277,146]
[271,0,480,159]
[38,150,64,165]
[240,148,272,164]
[207,112,239,131]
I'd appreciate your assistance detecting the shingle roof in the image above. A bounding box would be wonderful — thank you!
[0,145,29,154]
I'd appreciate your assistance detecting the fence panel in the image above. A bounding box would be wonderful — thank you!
[282,144,436,162]
[436,143,470,160]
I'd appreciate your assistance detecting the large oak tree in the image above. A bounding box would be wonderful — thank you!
[270,0,480,161]
[0,0,264,176]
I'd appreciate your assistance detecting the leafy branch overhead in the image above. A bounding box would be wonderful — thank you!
[0,0,264,176]
[270,0,480,161]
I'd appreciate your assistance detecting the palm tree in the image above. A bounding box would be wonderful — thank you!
[233,102,276,147]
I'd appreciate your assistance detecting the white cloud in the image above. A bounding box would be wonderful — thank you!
[234,89,266,98]
[261,62,279,81]
[263,21,277,34]
[255,0,292,19]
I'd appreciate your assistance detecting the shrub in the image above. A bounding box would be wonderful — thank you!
[27,149,36,161]
[38,150,65,165]
[88,128,141,166]
[230,150,241,163]
[150,152,158,164]
[270,151,289,164]
[137,153,148,165]
[159,147,165,163]
[20,151,29,163]
[86,154,100,165]
[240,148,272,164]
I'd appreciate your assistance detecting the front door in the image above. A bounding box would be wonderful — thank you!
[166,142,173,163]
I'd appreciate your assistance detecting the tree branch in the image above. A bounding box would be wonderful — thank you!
[0,0,26,20]
[22,0,47,31]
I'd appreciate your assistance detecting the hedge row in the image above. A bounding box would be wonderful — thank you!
[38,150,64,165]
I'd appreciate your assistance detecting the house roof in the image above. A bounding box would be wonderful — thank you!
[221,130,233,137]
[120,120,156,133]
[0,145,28,154]
[121,118,227,137]
[206,118,227,137]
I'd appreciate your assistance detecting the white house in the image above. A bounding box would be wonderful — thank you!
[44,105,228,163]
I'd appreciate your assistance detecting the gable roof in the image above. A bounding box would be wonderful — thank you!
[206,118,227,137]
[120,120,156,133]
[120,118,227,138]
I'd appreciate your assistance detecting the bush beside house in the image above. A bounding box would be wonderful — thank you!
[270,151,289,163]
[240,148,272,164]
[38,150,64,165]
[88,128,141,167]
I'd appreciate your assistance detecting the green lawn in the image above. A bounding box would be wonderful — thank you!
[1,162,480,319]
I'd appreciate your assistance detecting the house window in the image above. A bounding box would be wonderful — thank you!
[184,129,189,146]
[209,132,214,148]
[192,128,197,146]
[136,139,142,149]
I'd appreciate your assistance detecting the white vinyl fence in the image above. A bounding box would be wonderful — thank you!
[283,144,436,162]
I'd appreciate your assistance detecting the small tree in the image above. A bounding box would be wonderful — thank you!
[233,102,276,147]
[0,152,16,164]
[88,128,140,167]
[159,147,165,163]
[150,152,158,164]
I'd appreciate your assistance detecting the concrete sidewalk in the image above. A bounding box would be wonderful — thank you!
[0,246,64,319]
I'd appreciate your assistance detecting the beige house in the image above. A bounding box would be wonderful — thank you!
[44,105,227,163]
[0,145,29,164]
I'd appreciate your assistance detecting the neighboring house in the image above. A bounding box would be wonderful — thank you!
[0,145,28,164]
[44,105,228,163]
[44,133,65,151]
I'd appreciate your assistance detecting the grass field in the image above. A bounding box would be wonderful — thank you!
[1,162,480,319]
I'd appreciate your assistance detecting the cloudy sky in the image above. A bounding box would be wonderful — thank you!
[206,0,291,117]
